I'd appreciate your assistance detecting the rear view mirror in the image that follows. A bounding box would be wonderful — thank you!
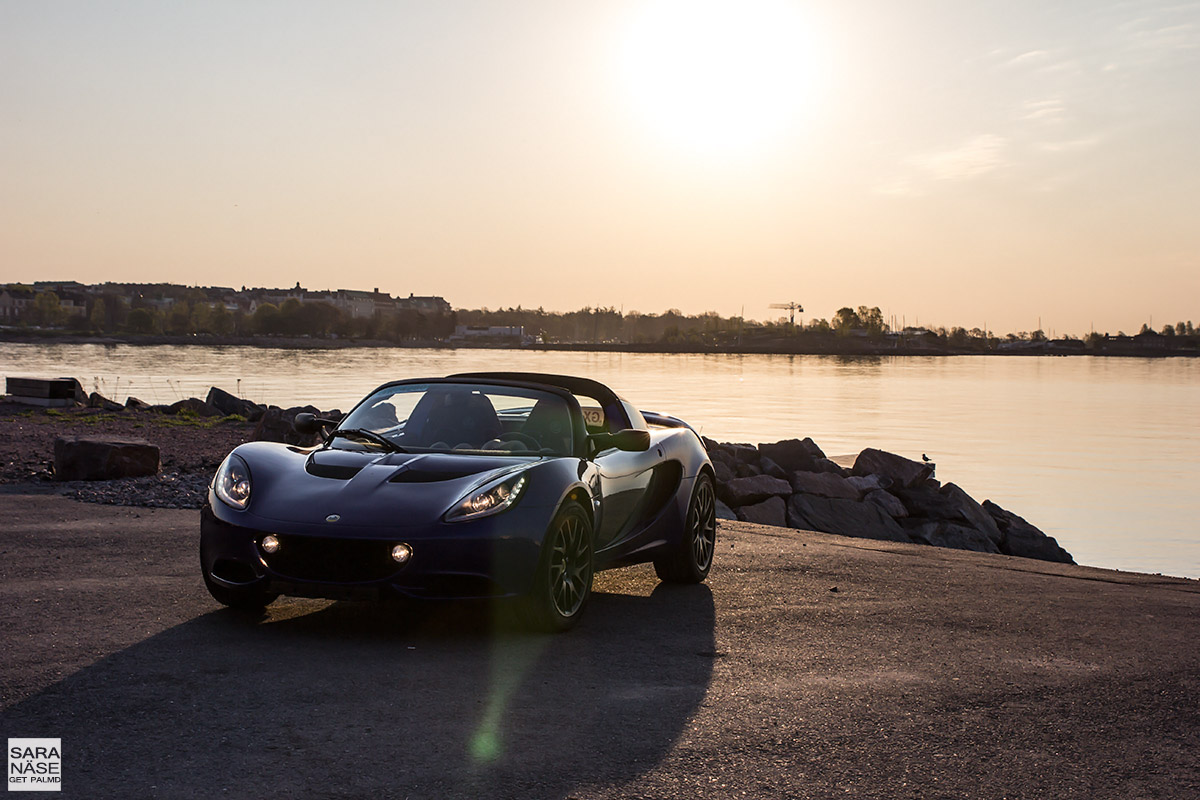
[293,412,336,435]
[592,428,650,452]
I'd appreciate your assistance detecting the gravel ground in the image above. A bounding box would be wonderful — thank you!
[0,401,256,508]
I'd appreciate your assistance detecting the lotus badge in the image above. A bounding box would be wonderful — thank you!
[326,514,341,523]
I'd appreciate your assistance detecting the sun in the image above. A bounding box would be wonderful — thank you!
[616,0,825,160]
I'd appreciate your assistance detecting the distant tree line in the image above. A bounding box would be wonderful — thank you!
[8,289,454,342]
[6,285,1196,351]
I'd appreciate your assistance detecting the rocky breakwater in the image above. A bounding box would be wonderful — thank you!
[705,437,1073,564]
[39,383,343,509]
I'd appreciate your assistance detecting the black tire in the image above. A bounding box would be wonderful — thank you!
[654,472,717,584]
[201,558,277,612]
[523,502,594,633]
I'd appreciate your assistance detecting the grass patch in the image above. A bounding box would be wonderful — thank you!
[150,413,252,430]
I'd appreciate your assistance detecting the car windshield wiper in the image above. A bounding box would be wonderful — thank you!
[327,428,405,453]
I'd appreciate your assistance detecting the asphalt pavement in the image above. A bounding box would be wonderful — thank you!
[2,490,1198,799]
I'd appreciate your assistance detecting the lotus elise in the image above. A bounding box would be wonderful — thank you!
[200,373,716,630]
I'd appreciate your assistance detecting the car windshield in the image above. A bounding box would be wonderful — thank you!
[333,383,575,457]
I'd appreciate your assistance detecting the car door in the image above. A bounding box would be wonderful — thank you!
[593,443,658,551]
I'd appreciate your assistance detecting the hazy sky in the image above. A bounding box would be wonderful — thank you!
[2,0,1197,334]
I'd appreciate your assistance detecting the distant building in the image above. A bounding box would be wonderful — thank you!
[453,325,525,340]
[0,288,33,322]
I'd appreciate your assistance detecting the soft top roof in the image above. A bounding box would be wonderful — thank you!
[448,372,622,406]
[449,372,633,431]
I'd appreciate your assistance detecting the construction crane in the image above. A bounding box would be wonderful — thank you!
[769,302,804,326]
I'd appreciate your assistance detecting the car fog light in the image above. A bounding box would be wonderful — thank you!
[261,534,281,554]
[391,543,412,564]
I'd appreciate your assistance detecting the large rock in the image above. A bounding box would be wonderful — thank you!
[734,462,762,478]
[720,475,793,507]
[708,448,737,469]
[812,458,848,476]
[714,499,737,521]
[789,470,861,500]
[893,486,965,521]
[984,501,1075,564]
[726,444,761,466]
[54,437,160,481]
[252,405,323,446]
[736,496,787,527]
[940,483,1004,548]
[757,439,818,473]
[87,392,124,412]
[847,474,892,493]
[206,386,260,418]
[905,521,1001,554]
[786,494,911,543]
[759,456,789,480]
[164,397,221,417]
[852,448,933,489]
[865,489,908,518]
[712,460,735,484]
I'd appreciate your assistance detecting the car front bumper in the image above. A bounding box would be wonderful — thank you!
[200,501,548,602]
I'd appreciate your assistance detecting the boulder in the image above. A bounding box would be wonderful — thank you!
[252,405,323,446]
[720,475,793,507]
[798,437,826,459]
[786,494,911,543]
[789,471,861,500]
[124,396,150,410]
[734,462,762,478]
[87,392,124,412]
[984,501,1075,564]
[708,448,736,469]
[727,444,762,466]
[54,437,160,481]
[905,520,1001,554]
[736,496,787,527]
[714,499,737,521]
[847,474,892,493]
[851,448,933,489]
[865,489,908,518]
[892,486,965,521]
[760,456,789,480]
[940,483,1004,548]
[812,458,848,476]
[757,439,818,473]
[712,460,735,485]
[206,386,260,418]
[164,397,222,417]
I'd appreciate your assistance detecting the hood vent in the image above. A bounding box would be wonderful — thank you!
[306,461,364,480]
[388,467,479,484]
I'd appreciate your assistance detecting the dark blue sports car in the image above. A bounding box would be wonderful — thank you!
[200,373,716,630]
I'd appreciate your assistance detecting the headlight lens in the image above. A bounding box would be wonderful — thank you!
[446,473,528,522]
[214,454,252,510]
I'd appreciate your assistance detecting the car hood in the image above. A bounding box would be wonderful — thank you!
[233,442,542,528]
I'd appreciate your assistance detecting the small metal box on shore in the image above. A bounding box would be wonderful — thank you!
[5,377,78,407]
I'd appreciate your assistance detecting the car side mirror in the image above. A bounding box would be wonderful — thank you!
[592,428,650,453]
[293,412,336,435]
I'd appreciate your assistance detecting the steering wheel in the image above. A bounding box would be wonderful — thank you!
[499,432,541,450]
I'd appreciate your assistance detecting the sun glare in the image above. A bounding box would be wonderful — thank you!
[617,0,825,160]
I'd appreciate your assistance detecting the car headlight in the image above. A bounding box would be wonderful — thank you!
[214,453,252,510]
[446,472,528,522]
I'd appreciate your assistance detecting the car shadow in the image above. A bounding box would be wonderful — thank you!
[0,577,715,799]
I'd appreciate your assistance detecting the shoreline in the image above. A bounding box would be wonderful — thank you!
[2,330,1197,357]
